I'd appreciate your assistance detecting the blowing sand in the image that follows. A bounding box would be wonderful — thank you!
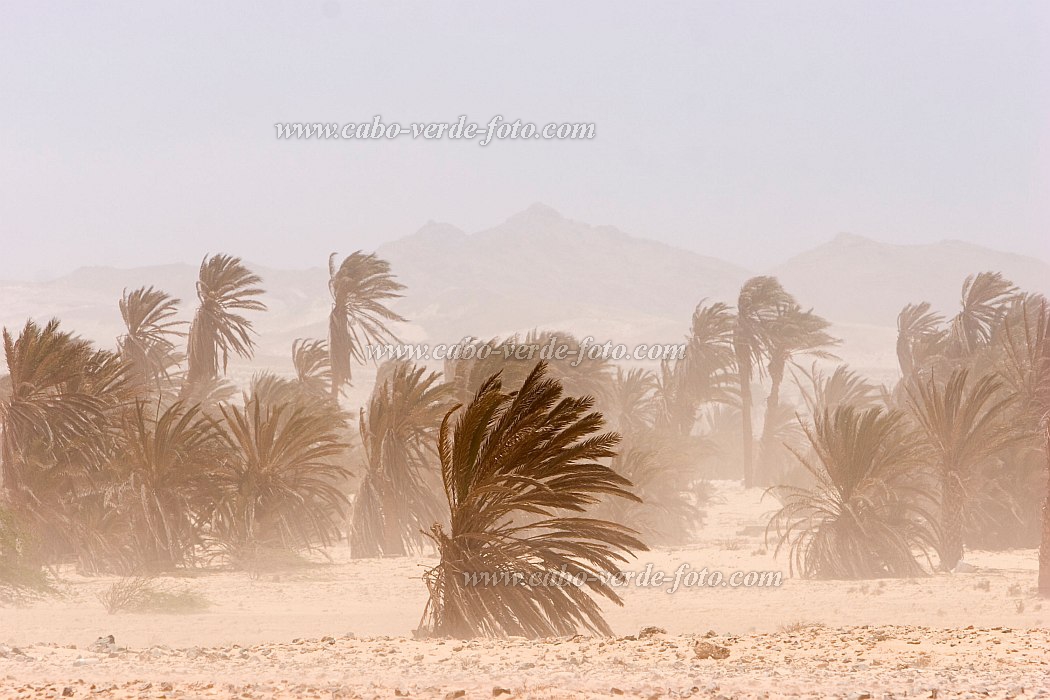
[2,482,1047,698]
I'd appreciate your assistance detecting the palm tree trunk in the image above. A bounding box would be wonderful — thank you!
[380,478,407,557]
[0,431,24,506]
[1040,425,1050,597]
[739,359,754,489]
[941,468,965,571]
[759,359,784,487]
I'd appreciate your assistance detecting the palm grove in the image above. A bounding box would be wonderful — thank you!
[0,250,1048,636]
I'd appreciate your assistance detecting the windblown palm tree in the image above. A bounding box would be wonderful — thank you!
[444,332,612,407]
[768,405,937,579]
[108,400,221,570]
[1,320,132,569]
[212,396,350,567]
[443,337,509,404]
[795,363,884,417]
[654,301,736,436]
[602,367,658,436]
[758,304,838,483]
[948,272,1018,358]
[350,362,450,558]
[1,320,122,503]
[523,330,613,400]
[734,276,794,487]
[0,505,50,596]
[595,435,710,546]
[995,296,1050,595]
[118,286,185,396]
[906,369,1018,570]
[896,302,946,380]
[291,338,332,398]
[185,255,266,388]
[327,252,406,399]
[605,360,713,545]
[418,362,646,638]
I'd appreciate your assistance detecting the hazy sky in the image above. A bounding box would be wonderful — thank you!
[1,1,1047,280]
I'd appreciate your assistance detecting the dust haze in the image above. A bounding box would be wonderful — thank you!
[2,3,1050,699]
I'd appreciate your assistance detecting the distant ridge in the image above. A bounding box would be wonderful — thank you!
[2,207,1047,381]
[769,233,1050,326]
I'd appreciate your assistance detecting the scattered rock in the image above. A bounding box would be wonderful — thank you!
[492,687,511,697]
[639,626,667,639]
[88,635,116,654]
[694,640,731,660]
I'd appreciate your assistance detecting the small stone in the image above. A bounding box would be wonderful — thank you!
[694,640,730,660]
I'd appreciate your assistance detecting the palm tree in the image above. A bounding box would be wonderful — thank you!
[327,252,406,399]
[523,330,614,400]
[996,296,1050,595]
[605,359,713,545]
[418,362,646,638]
[350,362,451,558]
[0,506,51,596]
[291,338,332,398]
[1,320,133,569]
[758,304,838,483]
[185,255,266,388]
[118,287,184,395]
[768,405,937,579]
[734,276,794,487]
[795,363,883,417]
[654,301,736,436]
[109,400,220,570]
[602,367,658,436]
[948,272,1018,358]
[442,337,512,404]
[444,332,613,407]
[1,320,118,503]
[595,436,711,546]
[906,369,1018,570]
[212,396,351,568]
[896,302,945,380]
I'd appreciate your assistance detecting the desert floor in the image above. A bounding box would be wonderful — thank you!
[2,482,1047,699]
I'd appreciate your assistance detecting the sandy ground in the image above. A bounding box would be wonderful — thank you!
[2,482,1047,698]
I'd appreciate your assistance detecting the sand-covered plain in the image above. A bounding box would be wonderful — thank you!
[2,483,1047,698]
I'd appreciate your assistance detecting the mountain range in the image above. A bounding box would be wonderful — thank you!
[2,203,1046,382]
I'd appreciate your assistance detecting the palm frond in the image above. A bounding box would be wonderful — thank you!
[767,405,937,579]
[906,368,1021,569]
[186,255,266,385]
[211,395,351,564]
[418,362,646,639]
[948,272,1018,357]
[327,251,406,397]
[896,302,946,379]
[118,286,185,394]
[350,361,451,557]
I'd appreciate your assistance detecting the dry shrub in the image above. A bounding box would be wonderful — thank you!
[97,576,209,614]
